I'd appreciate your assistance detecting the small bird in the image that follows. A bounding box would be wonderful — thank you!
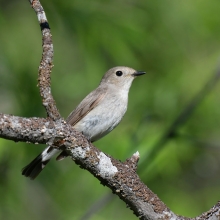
[22,66,145,179]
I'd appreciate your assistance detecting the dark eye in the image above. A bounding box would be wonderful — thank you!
[116,71,123,76]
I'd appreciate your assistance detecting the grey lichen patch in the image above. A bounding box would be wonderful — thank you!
[162,211,178,220]
[11,118,21,129]
[133,151,140,158]
[70,146,89,160]
[37,12,47,24]
[97,152,118,178]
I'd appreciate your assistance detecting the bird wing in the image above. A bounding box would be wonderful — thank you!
[66,87,107,126]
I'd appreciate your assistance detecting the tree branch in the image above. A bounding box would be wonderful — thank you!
[0,114,174,219]
[0,0,219,219]
[30,0,61,121]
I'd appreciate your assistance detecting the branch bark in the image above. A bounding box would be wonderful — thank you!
[30,0,61,121]
[0,0,219,219]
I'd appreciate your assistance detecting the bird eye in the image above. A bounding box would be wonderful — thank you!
[116,71,123,76]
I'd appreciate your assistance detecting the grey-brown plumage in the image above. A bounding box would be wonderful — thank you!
[22,66,145,179]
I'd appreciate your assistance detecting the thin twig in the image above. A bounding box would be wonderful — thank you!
[29,0,61,121]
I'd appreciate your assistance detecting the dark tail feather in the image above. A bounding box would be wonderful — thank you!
[22,154,50,180]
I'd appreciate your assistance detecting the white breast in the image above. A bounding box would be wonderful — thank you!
[73,90,128,142]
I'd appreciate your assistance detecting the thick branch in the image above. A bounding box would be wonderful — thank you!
[1,113,220,219]
[0,113,64,143]
[0,113,173,219]
[30,0,61,120]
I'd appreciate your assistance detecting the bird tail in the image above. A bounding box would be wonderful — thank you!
[22,146,59,180]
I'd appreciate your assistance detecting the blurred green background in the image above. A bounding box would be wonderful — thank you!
[0,0,220,219]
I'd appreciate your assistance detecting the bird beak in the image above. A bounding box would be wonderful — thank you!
[132,71,146,77]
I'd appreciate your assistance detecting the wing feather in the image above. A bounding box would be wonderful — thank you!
[66,87,107,126]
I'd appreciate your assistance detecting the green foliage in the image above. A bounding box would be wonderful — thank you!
[0,0,220,219]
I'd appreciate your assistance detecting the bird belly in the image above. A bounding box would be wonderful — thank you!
[73,96,127,142]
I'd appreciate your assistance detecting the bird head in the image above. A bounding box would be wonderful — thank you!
[100,66,145,91]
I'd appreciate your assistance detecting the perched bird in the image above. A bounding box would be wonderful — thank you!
[22,66,145,179]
